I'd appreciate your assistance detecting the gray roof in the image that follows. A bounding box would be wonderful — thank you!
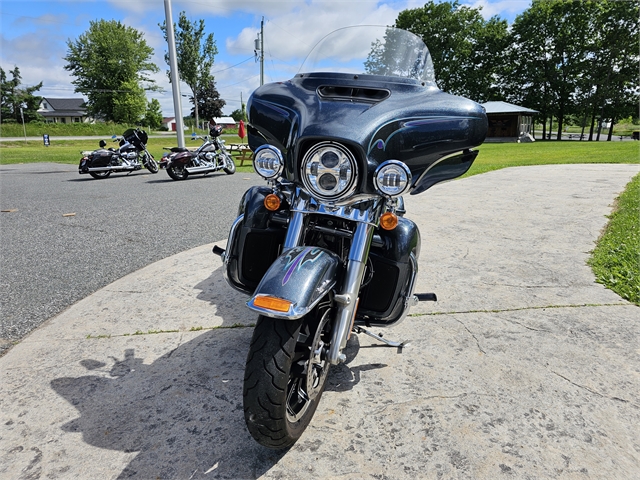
[481,101,538,115]
[39,98,87,118]
[43,98,86,111]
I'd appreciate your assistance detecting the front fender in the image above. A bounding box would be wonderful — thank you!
[247,246,341,319]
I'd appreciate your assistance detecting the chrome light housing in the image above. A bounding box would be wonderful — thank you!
[253,145,284,179]
[374,160,412,196]
[301,141,357,201]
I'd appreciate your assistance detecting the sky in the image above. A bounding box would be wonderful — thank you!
[1,0,530,119]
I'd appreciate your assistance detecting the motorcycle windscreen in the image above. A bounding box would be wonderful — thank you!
[247,246,341,319]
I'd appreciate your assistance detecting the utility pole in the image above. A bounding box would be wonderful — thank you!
[255,17,264,86]
[163,0,185,148]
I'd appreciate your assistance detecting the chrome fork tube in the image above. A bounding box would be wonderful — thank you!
[283,211,305,250]
[327,222,374,365]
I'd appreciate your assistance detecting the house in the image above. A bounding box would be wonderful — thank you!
[38,98,90,123]
[162,117,177,131]
[211,117,237,128]
[481,101,538,143]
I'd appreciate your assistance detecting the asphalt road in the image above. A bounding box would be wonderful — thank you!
[0,162,260,354]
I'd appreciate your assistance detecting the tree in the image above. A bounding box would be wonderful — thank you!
[160,11,218,128]
[585,0,639,140]
[190,78,225,122]
[395,0,509,101]
[64,20,159,123]
[505,1,594,140]
[143,98,163,130]
[504,0,638,141]
[230,107,247,123]
[1,66,43,123]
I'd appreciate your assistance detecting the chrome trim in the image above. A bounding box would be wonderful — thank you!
[374,160,412,197]
[327,222,375,365]
[253,144,284,179]
[283,211,305,250]
[290,188,383,225]
[86,165,136,172]
[300,141,358,201]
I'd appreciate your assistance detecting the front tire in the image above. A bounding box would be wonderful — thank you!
[144,153,159,173]
[243,305,332,449]
[223,153,236,175]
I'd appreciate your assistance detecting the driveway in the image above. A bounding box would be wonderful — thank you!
[1,164,638,479]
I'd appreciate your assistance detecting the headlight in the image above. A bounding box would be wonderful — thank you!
[253,145,283,179]
[374,160,412,196]
[301,142,357,201]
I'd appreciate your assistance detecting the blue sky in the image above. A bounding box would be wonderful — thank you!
[1,0,530,118]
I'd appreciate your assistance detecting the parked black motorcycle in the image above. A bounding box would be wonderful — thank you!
[159,125,236,180]
[79,128,158,179]
[213,26,487,449]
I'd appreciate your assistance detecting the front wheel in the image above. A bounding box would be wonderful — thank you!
[223,153,236,175]
[144,153,159,173]
[243,305,332,449]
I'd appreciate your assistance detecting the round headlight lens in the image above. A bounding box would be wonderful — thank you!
[253,145,283,179]
[302,142,357,200]
[374,160,412,196]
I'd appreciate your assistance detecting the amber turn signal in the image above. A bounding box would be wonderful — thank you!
[264,194,281,211]
[379,212,398,230]
[253,295,292,313]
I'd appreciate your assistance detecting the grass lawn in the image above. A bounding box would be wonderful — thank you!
[467,141,638,177]
[0,135,255,172]
[588,173,640,305]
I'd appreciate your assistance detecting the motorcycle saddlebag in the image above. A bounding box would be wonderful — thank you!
[89,149,116,167]
[172,151,193,165]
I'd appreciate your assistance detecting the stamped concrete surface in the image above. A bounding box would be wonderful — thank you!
[1,164,639,480]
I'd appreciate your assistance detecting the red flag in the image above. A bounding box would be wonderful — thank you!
[238,120,246,141]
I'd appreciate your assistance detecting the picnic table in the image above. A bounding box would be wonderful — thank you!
[228,144,253,165]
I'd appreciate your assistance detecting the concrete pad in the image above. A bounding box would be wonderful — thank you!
[1,164,639,479]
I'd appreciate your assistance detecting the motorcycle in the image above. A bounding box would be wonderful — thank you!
[159,125,236,180]
[79,127,159,179]
[213,26,487,449]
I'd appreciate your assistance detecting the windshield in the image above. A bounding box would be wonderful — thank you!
[298,26,436,84]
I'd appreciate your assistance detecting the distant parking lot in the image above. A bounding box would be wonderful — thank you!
[0,163,259,354]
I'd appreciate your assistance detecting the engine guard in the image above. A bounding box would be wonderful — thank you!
[247,246,341,320]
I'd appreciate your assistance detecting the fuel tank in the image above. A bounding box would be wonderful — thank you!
[247,73,487,195]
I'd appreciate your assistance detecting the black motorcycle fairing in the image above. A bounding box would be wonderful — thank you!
[225,186,287,294]
[247,72,487,195]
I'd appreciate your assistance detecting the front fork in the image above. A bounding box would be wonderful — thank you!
[284,212,374,365]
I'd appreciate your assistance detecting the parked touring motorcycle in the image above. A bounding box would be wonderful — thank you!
[213,26,487,449]
[79,127,158,179]
[159,125,236,180]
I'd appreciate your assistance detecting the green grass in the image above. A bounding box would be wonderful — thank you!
[0,135,255,172]
[588,173,640,305]
[467,141,638,177]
